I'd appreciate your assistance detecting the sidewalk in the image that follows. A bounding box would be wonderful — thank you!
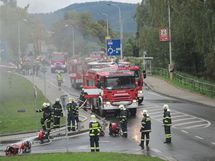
[144,76,215,107]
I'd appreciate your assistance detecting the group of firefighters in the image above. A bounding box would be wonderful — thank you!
[36,96,81,137]
[36,95,172,152]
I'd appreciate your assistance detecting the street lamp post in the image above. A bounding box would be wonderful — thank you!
[18,22,21,60]
[168,0,173,79]
[107,3,123,60]
[65,24,75,57]
[101,12,109,37]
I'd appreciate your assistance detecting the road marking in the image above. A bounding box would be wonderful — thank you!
[211,142,215,145]
[151,148,161,153]
[195,136,204,140]
[181,130,189,134]
[173,120,205,127]
[173,117,198,123]
[148,111,162,115]
[184,124,209,129]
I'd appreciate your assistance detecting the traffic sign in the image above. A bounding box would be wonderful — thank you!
[106,39,121,56]
[159,28,169,41]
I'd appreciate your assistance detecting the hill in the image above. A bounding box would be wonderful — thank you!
[33,1,137,33]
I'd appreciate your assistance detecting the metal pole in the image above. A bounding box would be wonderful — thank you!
[168,0,172,65]
[101,13,109,37]
[107,4,123,59]
[72,26,75,57]
[118,7,123,60]
[168,0,173,79]
[18,22,21,60]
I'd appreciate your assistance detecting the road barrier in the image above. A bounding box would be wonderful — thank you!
[152,68,215,97]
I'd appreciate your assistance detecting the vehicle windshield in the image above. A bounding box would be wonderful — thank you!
[51,54,65,61]
[104,76,136,90]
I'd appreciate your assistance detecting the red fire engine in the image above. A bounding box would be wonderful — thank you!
[112,61,145,105]
[50,52,67,73]
[68,59,84,89]
[68,59,114,89]
[83,67,139,117]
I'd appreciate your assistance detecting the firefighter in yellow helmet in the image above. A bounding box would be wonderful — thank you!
[89,115,101,152]
[163,104,172,144]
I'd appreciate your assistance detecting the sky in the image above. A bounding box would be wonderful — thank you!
[17,0,142,13]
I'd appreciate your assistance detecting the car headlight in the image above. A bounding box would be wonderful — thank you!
[106,101,111,105]
[138,90,143,94]
[133,100,137,103]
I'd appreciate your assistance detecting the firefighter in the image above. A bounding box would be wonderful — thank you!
[52,98,63,129]
[66,97,77,131]
[119,105,128,138]
[163,104,172,144]
[139,110,151,149]
[89,115,101,152]
[56,71,63,90]
[79,91,87,108]
[36,102,52,135]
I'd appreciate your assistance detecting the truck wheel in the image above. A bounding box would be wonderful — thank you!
[130,108,137,117]
[138,98,143,105]
[98,97,105,117]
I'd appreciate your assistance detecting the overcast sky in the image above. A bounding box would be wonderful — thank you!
[17,0,142,13]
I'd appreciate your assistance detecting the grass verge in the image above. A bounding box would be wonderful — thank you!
[0,152,164,161]
[0,70,46,134]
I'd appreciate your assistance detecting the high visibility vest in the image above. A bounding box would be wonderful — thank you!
[89,121,101,136]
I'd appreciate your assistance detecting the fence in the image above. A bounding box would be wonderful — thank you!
[152,68,215,97]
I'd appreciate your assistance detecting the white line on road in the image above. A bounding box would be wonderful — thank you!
[211,142,215,145]
[184,124,209,129]
[195,136,204,140]
[181,130,189,134]
[150,148,161,153]
[173,117,198,123]
[173,120,205,127]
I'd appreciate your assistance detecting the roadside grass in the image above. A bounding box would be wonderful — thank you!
[152,69,215,98]
[0,152,164,161]
[0,70,46,134]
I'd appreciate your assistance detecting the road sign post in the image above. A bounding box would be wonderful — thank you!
[106,39,121,57]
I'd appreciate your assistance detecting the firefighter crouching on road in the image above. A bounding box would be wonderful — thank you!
[163,104,172,144]
[36,102,52,135]
[119,105,128,138]
[140,110,151,149]
[52,98,63,129]
[66,97,78,131]
[89,115,101,152]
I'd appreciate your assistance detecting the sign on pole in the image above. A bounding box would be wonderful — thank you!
[106,39,121,56]
[159,28,169,41]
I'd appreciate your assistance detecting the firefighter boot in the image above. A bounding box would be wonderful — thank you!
[139,142,144,149]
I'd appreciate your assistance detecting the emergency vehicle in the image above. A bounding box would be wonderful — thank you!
[112,61,145,104]
[50,52,67,73]
[83,67,139,117]
[68,59,84,89]
[68,59,113,89]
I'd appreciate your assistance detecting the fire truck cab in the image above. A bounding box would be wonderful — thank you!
[112,61,144,104]
[83,68,139,117]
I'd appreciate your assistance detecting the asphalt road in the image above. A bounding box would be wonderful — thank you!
[35,69,215,161]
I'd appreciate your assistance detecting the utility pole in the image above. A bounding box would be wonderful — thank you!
[168,0,173,80]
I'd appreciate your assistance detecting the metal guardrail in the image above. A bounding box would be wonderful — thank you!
[152,68,215,97]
